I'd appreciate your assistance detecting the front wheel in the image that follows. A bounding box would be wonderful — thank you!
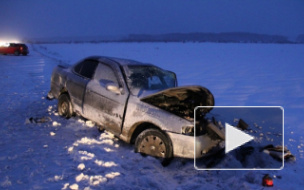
[135,129,173,166]
[58,93,74,118]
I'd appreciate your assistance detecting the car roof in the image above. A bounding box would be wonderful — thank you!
[85,56,153,67]
[9,43,27,46]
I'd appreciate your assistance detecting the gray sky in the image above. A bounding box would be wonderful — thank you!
[0,0,303,41]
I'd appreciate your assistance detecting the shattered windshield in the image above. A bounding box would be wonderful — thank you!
[125,65,176,96]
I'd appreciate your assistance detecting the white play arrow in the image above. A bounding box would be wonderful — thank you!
[225,123,254,154]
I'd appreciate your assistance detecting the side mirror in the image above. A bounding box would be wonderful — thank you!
[106,83,121,95]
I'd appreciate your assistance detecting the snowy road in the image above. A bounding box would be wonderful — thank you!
[1,43,304,189]
[0,50,81,189]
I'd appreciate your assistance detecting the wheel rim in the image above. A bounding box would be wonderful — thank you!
[60,102,68,115]
[138,135,166,158]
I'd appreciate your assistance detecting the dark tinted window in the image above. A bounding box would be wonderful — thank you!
[19,44,28,49]
[73,60,98,79]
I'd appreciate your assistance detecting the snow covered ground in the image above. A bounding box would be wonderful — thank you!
[0,42,303,189]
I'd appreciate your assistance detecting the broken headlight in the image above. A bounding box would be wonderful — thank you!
[182,125,194,136]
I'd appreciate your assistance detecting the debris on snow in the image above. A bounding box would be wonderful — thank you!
[237,118,249,130]
[262,174,274,187]
[85,120,95,127]
[52,121,61,126]
[104,147,114,152]
[77,163,85,171]
[78,151,95,161]
[47,91,54,100]
[105,172,120,179]
[94,159,118,167]
[75,173,89,182]
[74,137,103,146]
[77,118,85,124]
[47,105,53,112]
[68,146,74,153]
[262,145,296,161]
[62,183,70,190]
[75,173,107,186]
[54,175,63,181]
[48,175,63,182]
[89,175,107,186]
[25,116,52,124]
[50,132,56,136]
[69,183,79,190]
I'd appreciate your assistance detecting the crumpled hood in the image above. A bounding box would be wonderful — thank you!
[140,86,214,120]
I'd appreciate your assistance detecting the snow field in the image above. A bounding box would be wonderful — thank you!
[0,42,303,189]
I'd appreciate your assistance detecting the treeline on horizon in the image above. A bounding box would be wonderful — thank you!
[26,32,304,44]
[125,32,300,44]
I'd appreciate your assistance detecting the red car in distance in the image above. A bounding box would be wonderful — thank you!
[0,43,29,56]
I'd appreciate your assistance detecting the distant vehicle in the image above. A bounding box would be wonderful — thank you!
[48,56,224,165]
[0,43,29,56]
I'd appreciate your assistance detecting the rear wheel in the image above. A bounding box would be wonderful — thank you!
[58,93,74,118]
[14,50,20,56]
[135,129,173,166]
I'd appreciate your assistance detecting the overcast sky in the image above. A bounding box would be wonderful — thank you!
[0,0,303,41]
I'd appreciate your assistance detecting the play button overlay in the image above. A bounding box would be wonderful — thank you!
[225,123,254,154]
[194,106,284,170]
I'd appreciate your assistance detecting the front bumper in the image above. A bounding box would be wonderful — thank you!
[167,132,223,159]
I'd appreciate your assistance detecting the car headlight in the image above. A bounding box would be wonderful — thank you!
[182,125,194,136]
[0,42,10,47]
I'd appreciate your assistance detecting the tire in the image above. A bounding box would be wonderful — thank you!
[58,93,74,118]
[135,128,173,166]
[14,50,20,56]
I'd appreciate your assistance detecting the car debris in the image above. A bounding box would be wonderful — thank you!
[237,118,249,130]
[262,144,296,161]
[262,174,274,187]
[25,116,52,124]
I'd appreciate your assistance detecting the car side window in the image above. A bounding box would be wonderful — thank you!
[73,60,98,79]
[94,63,119,85]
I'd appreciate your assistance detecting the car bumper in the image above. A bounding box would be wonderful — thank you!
[167,132,223,159]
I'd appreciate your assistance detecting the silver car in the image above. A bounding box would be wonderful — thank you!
[48,56,224,165]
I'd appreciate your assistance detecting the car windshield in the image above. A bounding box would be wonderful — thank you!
[125,65,176,96]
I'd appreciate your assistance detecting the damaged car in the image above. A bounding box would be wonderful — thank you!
[48,56,224,164]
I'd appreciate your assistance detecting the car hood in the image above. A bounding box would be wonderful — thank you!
[140,86,214,120]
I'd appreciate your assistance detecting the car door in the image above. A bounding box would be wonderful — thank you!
[7,43,16,54]
[83,62,129,135]
[67,59,98,113]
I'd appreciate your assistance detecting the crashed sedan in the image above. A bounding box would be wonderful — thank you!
[48,56,224,164]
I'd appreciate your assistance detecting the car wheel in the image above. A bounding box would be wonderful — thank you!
[14,51,20,56]
[58,93,73,118]
[135,128,173,166]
